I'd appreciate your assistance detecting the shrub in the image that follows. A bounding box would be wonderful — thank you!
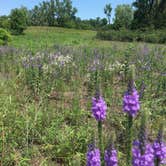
[10,8,28,35]
[0,16,11,30]
[0,28,12,45]
[63,20,77,29]
[96,29,166,44]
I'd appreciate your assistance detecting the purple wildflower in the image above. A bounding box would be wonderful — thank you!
[104,148,118,166]
[123,88,140,117]
[153,140,166,164]
[86,145,101,166]
[132,141,154,166]
[91,96,107,121]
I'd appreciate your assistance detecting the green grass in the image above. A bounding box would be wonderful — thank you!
[10,26,96,50]
[10,26,166,52]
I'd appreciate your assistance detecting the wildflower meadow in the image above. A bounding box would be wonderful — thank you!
[0,31,166,165]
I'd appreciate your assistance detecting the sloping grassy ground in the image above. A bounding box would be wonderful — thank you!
[0,27,166,165]
[10,26,97,51]
[10,26,166,51]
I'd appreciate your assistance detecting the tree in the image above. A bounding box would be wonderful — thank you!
[88,17,107,29]
[29,0,77,27]
[132,0,166,29]
[132,0,153,29]
[113,4,133,29]
[153,0,166,28]
[29,4,46,26]
[48,0,56,26]
[0,16,10,30]
[104,4,112,24]
[10,7,28,34]
[29,0,56,26]
[55,0,77,27]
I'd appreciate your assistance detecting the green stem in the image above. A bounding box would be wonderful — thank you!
[126,115,133,166]
[95,69,99,96]
[155,158,160,166]
[98,121,103,165]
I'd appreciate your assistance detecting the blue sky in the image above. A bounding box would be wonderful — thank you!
[0,0,133,20]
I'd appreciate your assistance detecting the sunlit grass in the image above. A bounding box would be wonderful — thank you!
[10,26,166,52]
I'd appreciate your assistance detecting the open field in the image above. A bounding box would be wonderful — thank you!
[0,26,166,165]
[10,26,166,51]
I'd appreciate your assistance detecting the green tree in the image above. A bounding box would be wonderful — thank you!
[0,16,10,30]
[29,5,42,26]
[48,0,56,26]
[104,4,112,24]
[132,0,154,29]
[113,4,133,29]
[55,0,77,27]
[132,0,166,29]
[153,0,166,28]
[10,7,28,34]
[87,17,107,29]
[29,0,77,27]
[29,1,55,26]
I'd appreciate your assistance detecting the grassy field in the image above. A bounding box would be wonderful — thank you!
[11,26,96,50]
[10,26,166,51]
[1,26,166,165]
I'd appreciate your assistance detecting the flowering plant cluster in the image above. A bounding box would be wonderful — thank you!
[91,96,107,121]
[86,145,118,166]
[106,61,125,74]
[87,80,166,166]
[132,141,154,166]
[86,95,119,166]
[132,140,166,166]
[22,52,73,71]
[153,140,166,164]
[89,58,102,71]
[49,53,73,67]
[22,54,43,69]
[104,148,118,166]
[86,145,101,166]
[123,88,140,117]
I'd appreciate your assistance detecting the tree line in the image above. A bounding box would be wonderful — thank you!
[132,0,166,29]
[0,0,166,34]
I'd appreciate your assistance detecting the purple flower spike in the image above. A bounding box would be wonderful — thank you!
[123,88,140,117]
[153,140,166,164]
[91,96,107,121]
[132,142,154,166]
[86,146,101,166]
[104,148,118,166]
